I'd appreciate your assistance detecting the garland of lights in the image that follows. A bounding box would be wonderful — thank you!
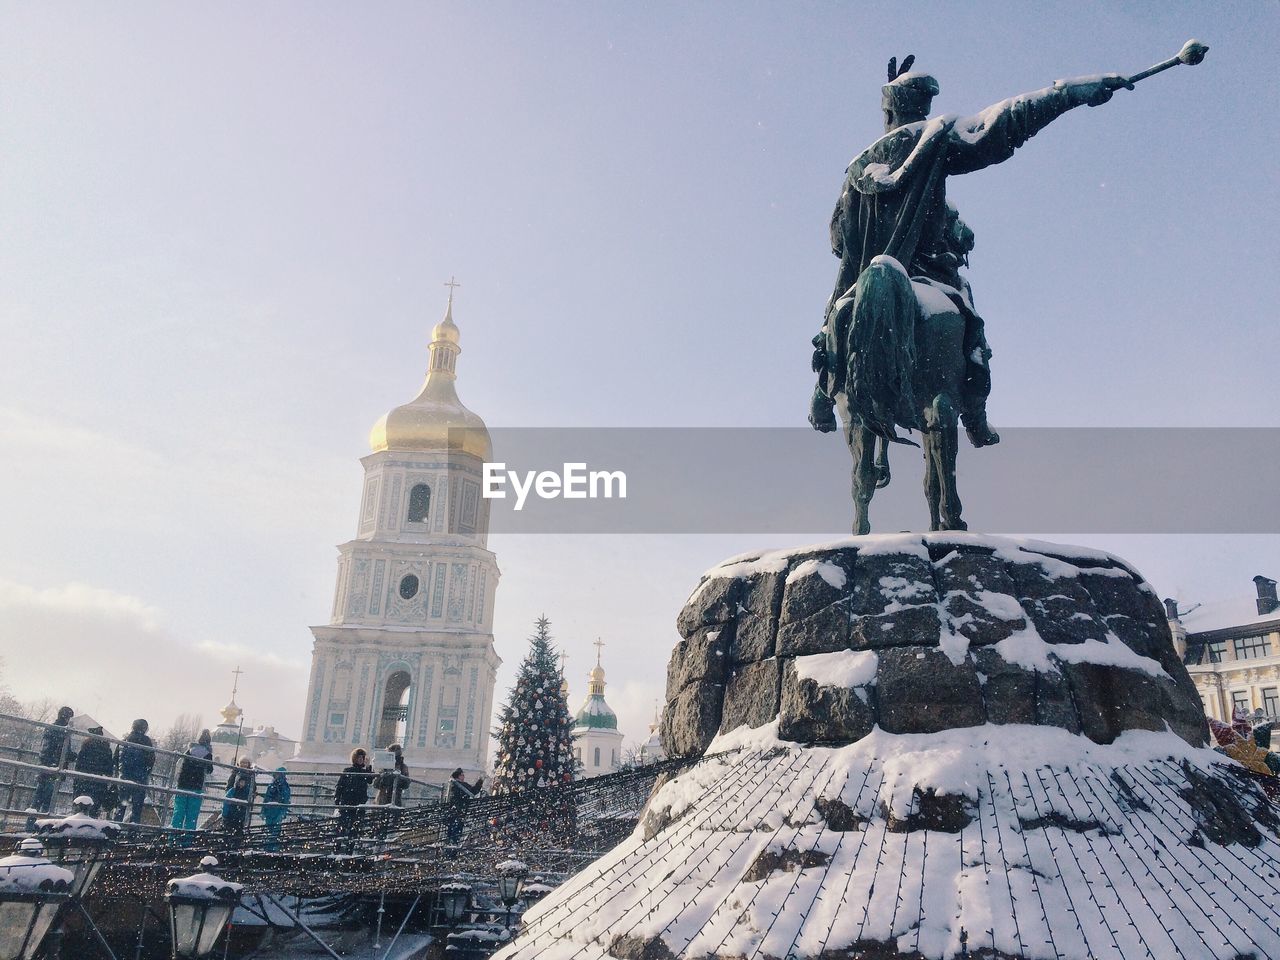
[66,752,703,900]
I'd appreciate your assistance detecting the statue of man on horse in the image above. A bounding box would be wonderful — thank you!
[808,44,1206,534]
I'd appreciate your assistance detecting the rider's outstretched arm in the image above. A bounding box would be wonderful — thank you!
[946,74,1132,175]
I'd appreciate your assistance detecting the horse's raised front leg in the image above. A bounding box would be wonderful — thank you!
[847,422,878,535]
[923,395,966,531]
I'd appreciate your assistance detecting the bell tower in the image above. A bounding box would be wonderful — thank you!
[291,285,501,784]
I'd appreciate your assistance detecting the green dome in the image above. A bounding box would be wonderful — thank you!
[574,694,618,730]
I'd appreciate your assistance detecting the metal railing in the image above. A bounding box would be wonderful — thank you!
[0,712,442,842]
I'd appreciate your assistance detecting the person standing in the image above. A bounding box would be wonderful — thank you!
[72,727,115,817]
[33,707,75,814]
[445,767,481,845]
[375,744,410,806]
[262,767,291,852]
[171,730,214,839]
[221,758,255,839]
[334,748,373,852]
[114,719,155,824]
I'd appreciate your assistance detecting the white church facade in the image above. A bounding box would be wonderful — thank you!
[290,291,501,785]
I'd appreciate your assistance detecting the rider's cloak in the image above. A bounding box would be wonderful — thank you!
[821,84,1078,419]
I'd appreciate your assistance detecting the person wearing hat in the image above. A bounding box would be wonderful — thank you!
[221,757,256,839]
[444,767,482,845]
[810,57,1135,448]
[33,706,76,814]
[72,726,115,817]
[334,748,373,852]
[171,729,214,843]
[261,767,291,852]
[114,718,155,824]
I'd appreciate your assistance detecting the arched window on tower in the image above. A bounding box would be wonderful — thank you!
[407,483,432,524]
[377,670,413,747]
[593,746,601,768]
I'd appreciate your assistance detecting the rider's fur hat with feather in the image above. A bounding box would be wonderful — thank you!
[882,55,939,118]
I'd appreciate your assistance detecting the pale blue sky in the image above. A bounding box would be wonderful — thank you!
[0,3,1276,745]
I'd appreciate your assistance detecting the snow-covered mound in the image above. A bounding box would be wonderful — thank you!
[501,725,1280,959]
[494,536,1280,960]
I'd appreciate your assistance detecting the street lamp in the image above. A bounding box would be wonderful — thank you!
[164,856,243,959]
[521,879,555,908]
[438,881,471,925]
[35,796,120,900]
[0,838,73,960]
[495,859,527,929]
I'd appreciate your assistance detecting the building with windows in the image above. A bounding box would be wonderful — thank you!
[1168,575,1280,721]
[289,291,501,784]
[572,642,626,779]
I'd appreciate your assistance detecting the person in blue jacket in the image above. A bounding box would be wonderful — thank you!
[262,767,291,851]
[114,719,155,823]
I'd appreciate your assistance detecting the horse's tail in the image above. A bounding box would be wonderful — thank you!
[846,255,920,445]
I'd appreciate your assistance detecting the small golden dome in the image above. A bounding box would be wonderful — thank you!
[431,313,460,345]
[369,297,491,460]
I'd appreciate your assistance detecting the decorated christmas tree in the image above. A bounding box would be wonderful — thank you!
[491,616,577,795]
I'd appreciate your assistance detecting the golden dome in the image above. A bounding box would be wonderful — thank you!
[431,312,460,345]
[369,296,492,460]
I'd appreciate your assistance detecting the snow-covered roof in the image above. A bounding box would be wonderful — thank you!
[498,723,1280,960]
[1178,595,1280,636]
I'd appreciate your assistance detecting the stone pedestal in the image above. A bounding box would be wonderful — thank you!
[499,535,1280,960]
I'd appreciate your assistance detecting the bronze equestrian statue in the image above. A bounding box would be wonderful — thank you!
[809,43,1207,534]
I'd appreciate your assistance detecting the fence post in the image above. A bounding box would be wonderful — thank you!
[4,753,17,828]
[158,760,176,829]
